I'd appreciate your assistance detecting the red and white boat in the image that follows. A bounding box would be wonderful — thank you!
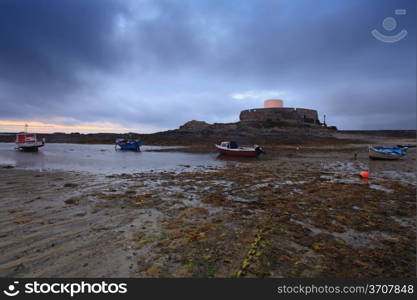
[215,141,265,157]
[16,132,45,151]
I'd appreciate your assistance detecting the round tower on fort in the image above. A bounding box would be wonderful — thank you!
[264,99,283,108]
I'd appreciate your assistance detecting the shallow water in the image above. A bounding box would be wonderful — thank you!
[320,158,416,185]
[0,143,224,174]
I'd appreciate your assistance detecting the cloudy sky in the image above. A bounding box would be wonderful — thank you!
[0,0,415,133]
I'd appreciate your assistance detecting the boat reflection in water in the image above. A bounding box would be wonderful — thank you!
[215,154,258,163]
[11,149,46,170]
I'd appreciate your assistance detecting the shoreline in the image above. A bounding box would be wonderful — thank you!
[1,127,415,147]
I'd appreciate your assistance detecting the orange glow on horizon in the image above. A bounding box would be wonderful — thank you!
[0,120,137,133]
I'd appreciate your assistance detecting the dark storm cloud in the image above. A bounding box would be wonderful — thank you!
[214,0,415,80]
[0,0,415,131]
[0,0,127,99]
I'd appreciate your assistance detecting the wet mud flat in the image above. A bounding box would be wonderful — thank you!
[0,146,415,278]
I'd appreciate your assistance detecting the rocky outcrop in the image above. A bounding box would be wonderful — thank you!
[140,120,337,145]
[178,120,210,131]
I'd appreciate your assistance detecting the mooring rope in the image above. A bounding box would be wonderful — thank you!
[235,227,266,278]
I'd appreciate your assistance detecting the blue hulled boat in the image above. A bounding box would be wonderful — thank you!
[115,139,144,151]
[369,145,407,160]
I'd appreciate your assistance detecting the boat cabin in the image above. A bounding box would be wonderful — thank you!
[220,141,239,149]
[16,133,37,144]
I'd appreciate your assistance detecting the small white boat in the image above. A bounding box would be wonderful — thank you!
[215,141,265,157]
[369,145,407,160]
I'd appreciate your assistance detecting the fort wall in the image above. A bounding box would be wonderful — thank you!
[239,107,319,125]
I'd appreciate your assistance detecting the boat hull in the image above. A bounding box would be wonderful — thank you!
[16,142,45,152]
[115,140,144,151]
[215,145,259,157]
[369,146,405,160]
[369,153,402,160]
[119,144,141,151]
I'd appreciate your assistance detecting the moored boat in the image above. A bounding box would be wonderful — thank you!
[16,133,45,152]
[369,145,407,160]
[215,141,264,157]
[115,139,144,151]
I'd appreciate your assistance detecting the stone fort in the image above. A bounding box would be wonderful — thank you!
[239,99,320,126]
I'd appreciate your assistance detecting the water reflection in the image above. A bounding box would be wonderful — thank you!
[0,143,222,174]
[13,150,46,171]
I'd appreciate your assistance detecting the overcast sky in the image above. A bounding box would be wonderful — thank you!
[0,0,415,133]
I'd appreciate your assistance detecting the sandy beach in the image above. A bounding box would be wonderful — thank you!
[0,135,415,278]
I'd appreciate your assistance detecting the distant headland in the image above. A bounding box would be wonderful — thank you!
[0,99,414,146]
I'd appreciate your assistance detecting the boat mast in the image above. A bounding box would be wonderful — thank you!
[24,123,28,133]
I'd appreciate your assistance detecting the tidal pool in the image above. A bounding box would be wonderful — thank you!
[0,143,226,174]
